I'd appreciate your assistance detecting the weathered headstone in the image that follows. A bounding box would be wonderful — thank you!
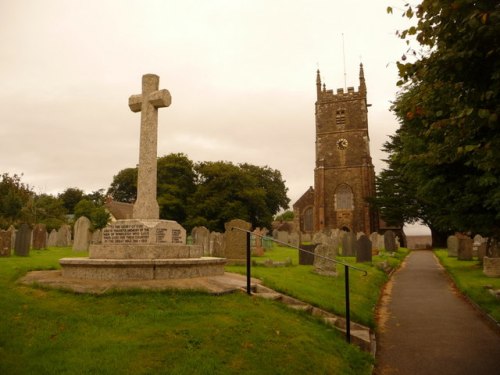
[0,230,12,256]
[377,234,385,251]
[192,226,210,256]
[210,231,225,257]
[299,243,316,265]
[252,228,265,256]
[370,232,379,251]
[91,229,102,244]
[356,235,372,263]
[384,230,397,252]
[477,242,487,262]
[14,223,31,256]
[9,225,16,250]
[483,257,500,277]
[73,216,92,251]
[289,231,300,248]
[32,223,47,250]
[224,219,252,264]
[313,239,339,276]
[447,235,459,257]
[129,74,171,220]
[457,237,473,261]
[342,232,356,256]
[47,229,58,247]
[56,224,71,247]
[277,230,289,245]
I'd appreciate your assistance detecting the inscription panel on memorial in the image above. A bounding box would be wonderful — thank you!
[102,220,186,245]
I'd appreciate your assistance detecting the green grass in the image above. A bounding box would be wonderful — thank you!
[0,248,374,374]
[434,249,500,322]
[227,245,410,328]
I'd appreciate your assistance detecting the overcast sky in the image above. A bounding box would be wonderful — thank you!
[0,1,428,234]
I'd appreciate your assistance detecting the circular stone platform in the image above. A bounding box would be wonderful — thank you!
[18,270,260,295]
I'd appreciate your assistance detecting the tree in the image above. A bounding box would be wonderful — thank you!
[385,1,500,243]
[58,188,84,214]
[275,210,294,221]
[0,173,32,228]
[31,193,67,231]
[187,161,289,232]
[157,153,196,223]
[107,168,138,203]
[74,199,110,230]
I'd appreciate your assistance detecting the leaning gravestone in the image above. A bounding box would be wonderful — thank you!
[313,240,338,276]
[447,235,459,257]
[32,223,47,250]
[14,223,31,256]
[457,237,473,261]
[224,219,252,264]
[210,231,225,258]
[342,232,356,256]
[384,230,397,252]
[0,230,12,256]
[73,216,92,251]
[356,235,372,263]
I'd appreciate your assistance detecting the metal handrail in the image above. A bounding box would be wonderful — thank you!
[230,226,368,344]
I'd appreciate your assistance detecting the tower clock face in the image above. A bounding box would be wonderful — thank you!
[336,138,348,150]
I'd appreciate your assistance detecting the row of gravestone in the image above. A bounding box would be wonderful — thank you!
[190,220,274,259]
[446,234,489,261]
[0,216,100,257]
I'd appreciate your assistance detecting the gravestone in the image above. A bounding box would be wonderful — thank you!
[192,226,210,256]
[9,225,16,250]
[0,230,12,256]
[56,224,71,247]
[262,236,273,250]
[47,229,58,247]
[356,235,372,263]
[289,231,300,248]
[477,242,487,262]
[32,224,47,250]
[210,231,225,257]
[91,229,102,244]
[14,223,31,256]
[313,239,339,276]
[252,228,265,256]
[447,235,459,257]
[370,232,379,252]
[277,230,289,245]
[299,243,316,265]
[312,231,323,245]
[457,237,473,261]
[224,219,252,264]
[342,232,356,256]
[384,230,397,252]
[73,216,92,251]
[377,234,385,251]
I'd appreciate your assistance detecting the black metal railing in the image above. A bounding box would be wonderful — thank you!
[231,227,367,344]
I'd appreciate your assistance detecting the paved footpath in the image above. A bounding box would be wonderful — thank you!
[375,250,500,375]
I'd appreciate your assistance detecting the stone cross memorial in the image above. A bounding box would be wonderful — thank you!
[129,74,171,220]
[58,73,226,281]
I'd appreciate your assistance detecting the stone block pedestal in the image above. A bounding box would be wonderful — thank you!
[59,219,226,281]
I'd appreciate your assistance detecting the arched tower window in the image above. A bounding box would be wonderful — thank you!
[335,184,353,210]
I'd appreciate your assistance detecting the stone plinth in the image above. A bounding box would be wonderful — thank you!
[59,219,226,281]
[60,257,226,280]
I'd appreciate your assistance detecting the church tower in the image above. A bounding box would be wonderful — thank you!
[294,64,378,234]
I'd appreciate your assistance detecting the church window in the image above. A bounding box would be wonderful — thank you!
[303,207,313,232]
[335,184,353,210]
[336,108,346,127]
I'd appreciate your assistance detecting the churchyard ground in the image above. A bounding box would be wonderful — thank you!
[0,247,379,375]
[434,249,500,323]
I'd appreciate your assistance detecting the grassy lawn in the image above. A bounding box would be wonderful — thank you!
[0,248,374,374]
[226,245,410,328]
[434,249,500,322]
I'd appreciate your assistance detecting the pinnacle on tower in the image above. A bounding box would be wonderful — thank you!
[359,63,366,95]
[316,69,322,99]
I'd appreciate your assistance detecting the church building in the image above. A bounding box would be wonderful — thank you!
[293,64,378,234]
